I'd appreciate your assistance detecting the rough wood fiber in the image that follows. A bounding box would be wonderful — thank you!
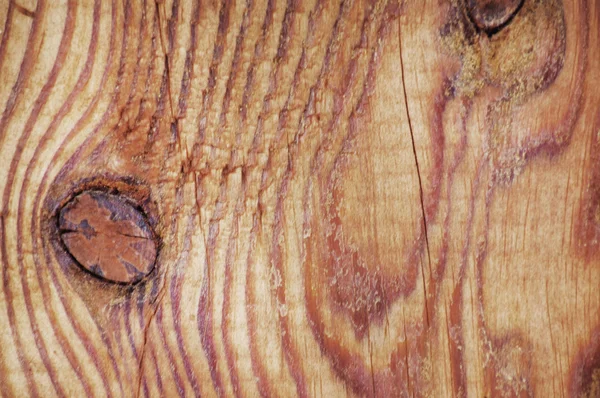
[0,0,599,397]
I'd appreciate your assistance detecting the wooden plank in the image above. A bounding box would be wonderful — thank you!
[0,0,598,396]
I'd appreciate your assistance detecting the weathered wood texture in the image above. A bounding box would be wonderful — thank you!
[1,0,599,396]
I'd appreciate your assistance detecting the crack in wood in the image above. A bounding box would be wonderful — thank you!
[398,17,432,328]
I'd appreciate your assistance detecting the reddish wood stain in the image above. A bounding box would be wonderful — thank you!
[58,191,157,283]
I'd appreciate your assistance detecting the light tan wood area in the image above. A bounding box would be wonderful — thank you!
[1,0,599,396]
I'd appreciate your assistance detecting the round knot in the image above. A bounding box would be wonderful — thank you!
[58,191,157,284]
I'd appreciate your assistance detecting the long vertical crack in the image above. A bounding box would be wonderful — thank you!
[398,21,432,328]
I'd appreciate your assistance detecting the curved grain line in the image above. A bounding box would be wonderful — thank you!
[244,0,351,394]
[274,2,437,395]
[119,300,144,389]
[195,0,259,395]
[0,2,49,395]
[440,96,471,397]
[170,213,204,395]
[227,0,328,394]
[0,3,16,112]
[215,4,276,385]
[135,75,183,396]
[223,0,282,394]
[28,1,139,394]
[155,307,186,396]
[11,1,98,396]
[141,83,195,398]
[162,0,210,394]
[136,277,162,396]
[125,0,193,393]
[244,212,270,396]
[251,0,361,394]
[246,0,352,394]
[34,0,132,390]
[194,1,241,395]
[219,2,286,394]
[193,0,233,147]
[226,20,281,395]
[293,5,390,394]
[176,0,200,120]
[150,345,165,397]
[221,201,244,397]
[119,0,149,130]
[0,3,14,62]
[0,1,43,150]
[0,213,10,398]
[198,186,230,396]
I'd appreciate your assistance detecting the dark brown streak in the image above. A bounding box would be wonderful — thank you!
[0,3,15,76]
[174,0,199,167]
[194,0,232,147]
[118,0,148,136]
[366,324,377,396]
[401,313,412,396]
[144,180,183,393]
[397,19,432,328]
[12,2,34,18]
[215,0,254,147]
[135,1,158,147]
[231,0,276,173]
[122,299,140,360]
[154,0,177,122]
[0,211,10,398]
[245,0,297,163]
[150,348,165,396]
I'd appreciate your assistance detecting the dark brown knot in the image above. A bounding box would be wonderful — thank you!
[58,191,157,284]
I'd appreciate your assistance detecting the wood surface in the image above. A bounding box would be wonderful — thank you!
[1,0,599,396]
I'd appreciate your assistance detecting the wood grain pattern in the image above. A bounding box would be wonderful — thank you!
[0,0,599,396]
